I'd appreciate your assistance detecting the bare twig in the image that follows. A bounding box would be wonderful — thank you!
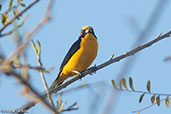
[33,41,55,111]
[62,107,79,112]
[132,98,171,113]
[0,69,58,114]
[13,63,53,73]
[17,30,171,113]
[0,0,40,35]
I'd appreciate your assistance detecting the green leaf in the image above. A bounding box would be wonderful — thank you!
[20,3,25,7]
[151,95,155,104]
[9,0,13,11]
[0,4,2,11]
[165,96,169,108]
[156,95,160,106]
[1,14,6,24]
[139,93,145,103]
[13,10,16,16]
[122,78,128,90]
[112,80,117,89]
[129,77,134,91]
[119,79,122,89]
[146,80,151,93]
[36,41,41,55]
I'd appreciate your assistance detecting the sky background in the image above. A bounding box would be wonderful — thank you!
[0,0,171,114]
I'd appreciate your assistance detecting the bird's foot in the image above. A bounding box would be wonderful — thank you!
[72,70,83,80]
[89,64,97,75]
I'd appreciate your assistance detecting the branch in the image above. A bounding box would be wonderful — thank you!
[32,40,55,111]
[132,98,171,113]
[102,0,169,113]
[0,0,39,35]
[113,86,171,97]
[17,30,171,113]
[0,14,29,37]
[0,68,59,114]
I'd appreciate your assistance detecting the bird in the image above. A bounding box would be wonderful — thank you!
[50,26,98,89]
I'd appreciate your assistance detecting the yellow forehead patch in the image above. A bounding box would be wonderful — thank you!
[81,26,93,30]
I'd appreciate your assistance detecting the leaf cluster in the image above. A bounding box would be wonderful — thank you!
[112,77,170,108]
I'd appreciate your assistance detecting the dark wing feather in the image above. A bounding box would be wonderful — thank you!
[57,38,81,78]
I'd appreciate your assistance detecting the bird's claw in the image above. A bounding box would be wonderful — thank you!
[72,70,83,80]
[90,64,97,75]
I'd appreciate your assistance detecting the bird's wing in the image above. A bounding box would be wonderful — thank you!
[57,38,81,77]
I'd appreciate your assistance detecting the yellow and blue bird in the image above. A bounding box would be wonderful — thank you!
[50,26,98,89]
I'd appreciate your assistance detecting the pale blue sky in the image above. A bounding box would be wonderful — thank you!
[0,0,171,114]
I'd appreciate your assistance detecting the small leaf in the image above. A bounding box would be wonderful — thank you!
[165,96,169,108]
[139,93,145,103]
[13,10,16,16]
[36,41,41,55]
[4,13,8,24]
[20,3,25,7]
[16,8,19,15]
[0,4,2,11]
[9,0,13,10]
[156,95,160,106]
[110,54,114,59]
[2,14,5,24]
[146,80,151,93]
[129,77,134,91]
[122,78,128,90]
[151,95,155,104]
[119,79,122,89]
[112,80,117,89]
[31,40,37,54]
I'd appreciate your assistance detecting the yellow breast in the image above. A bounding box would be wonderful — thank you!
[62,33,98,77]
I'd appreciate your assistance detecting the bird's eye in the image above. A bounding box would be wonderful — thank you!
[89,29,93,33]
[85,29,89,33]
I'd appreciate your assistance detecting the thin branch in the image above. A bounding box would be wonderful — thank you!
[13,63,52,73]
[0,0,40,35]
[102,0,169,113]
[0,69,59,114]
[113,87,171,97]
[132,98,171,113]
[2,4,50,66]
[17,30,171,113]
[62,107,79,112]
[34,41,55,111]
[0,15,29,37]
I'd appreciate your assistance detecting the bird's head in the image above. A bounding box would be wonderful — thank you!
[80,26,97,38]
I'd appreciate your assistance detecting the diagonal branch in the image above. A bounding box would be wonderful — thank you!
[0,0,40,35]
[17,30,171,113]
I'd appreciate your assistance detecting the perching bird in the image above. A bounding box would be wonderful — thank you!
[50,26,98,89]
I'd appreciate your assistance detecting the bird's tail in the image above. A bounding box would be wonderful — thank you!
[49,78,63,90]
